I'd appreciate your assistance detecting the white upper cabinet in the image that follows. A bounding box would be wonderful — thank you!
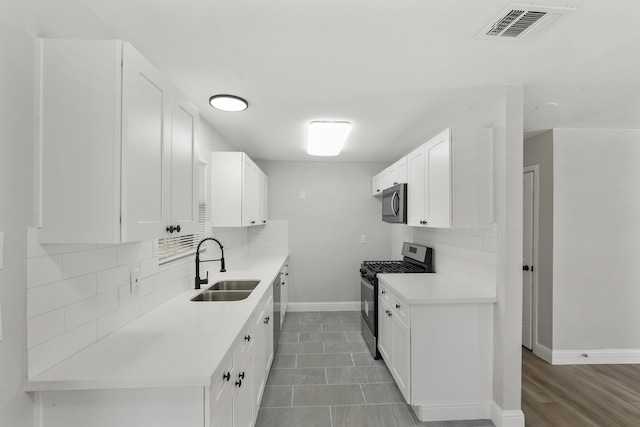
[168,94,199,235]
[38,39,198,243]
[372,156,408,197]
[210,152,268,227]
[407,127,493,229]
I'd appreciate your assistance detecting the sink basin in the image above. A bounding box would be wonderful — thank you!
[207,280,260,291]
[191,291,252,302]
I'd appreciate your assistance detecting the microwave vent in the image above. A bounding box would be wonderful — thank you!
[477,4,574,41]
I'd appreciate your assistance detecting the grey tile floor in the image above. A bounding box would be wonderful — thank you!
[256,311,494,427]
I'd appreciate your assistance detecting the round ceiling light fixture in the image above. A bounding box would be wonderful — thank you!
[209,94,248,112]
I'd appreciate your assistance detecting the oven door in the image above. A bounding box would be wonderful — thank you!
[360,277,376,335]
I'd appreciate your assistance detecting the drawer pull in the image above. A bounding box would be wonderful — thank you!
[395,304,401,309]
[223,372,230,382]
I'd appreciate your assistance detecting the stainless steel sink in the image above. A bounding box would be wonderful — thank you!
[191,291,252,302]
[207,280,260,291]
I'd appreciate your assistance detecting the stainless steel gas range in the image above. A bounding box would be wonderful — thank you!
[359,242,434,359]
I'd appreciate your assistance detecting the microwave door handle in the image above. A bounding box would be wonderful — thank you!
[392,191,399,216]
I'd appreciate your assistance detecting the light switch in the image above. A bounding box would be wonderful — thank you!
[299,190,306,199]
[0,231,4,270]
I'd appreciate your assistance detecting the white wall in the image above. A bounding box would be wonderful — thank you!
[524,131,554,350]
[0,12,37,427]
[258,161,391,305]
[553,129,640,351]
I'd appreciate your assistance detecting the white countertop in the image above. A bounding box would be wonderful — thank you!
[378,273,496,304]
[26,253,288,392]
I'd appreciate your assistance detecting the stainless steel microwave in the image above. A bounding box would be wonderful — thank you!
[382,183,407,223]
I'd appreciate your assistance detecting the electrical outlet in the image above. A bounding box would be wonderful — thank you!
[130,269,141,294]
[360,235,367,244]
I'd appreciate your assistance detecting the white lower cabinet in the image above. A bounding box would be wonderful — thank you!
[280,260,289,328]
[233,330,253,427]
[263,293,275,373]
[378,288,411,402]
[210,357,234,427]
[378,282,493,422]
[35,288,275,427]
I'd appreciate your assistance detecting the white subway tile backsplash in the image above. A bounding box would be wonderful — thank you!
[413,225,497,295]
[139,257,160,279]
[27,309,65,349]
[97,301,140,340]
[27,255,63,288]
[27,274,97,318]
[117,241,153,266]
[62,247,118,279]
[28,322,97,377]
[139,276,155,297]
[96,264,135,294]
[65,290,119,330]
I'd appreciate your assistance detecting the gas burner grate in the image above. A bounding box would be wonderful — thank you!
[362,260,425,274]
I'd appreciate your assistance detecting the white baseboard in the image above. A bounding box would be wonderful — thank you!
[551,348,640,365]
[533,343,553,364]
[412,401,491,422]
[287,301,360,312]
[490,401,525,427]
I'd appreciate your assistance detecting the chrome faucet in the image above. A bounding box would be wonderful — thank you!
[195,237,226,289]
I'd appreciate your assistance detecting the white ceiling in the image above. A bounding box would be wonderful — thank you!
[25,0,640,162]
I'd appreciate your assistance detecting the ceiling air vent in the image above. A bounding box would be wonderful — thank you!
[478,4,574,41]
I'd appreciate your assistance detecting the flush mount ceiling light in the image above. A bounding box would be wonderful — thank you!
[307,121,352,156]
[209,94,248,112]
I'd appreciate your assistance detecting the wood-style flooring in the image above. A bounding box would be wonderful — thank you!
[522,349,640,426]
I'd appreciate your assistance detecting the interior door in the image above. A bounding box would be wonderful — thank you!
[522,171,534,350]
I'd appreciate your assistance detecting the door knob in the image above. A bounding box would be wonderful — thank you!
[523,265,530,271]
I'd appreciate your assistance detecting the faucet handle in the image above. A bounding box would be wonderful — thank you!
[203,271,209,284]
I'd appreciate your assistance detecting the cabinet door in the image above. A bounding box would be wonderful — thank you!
[372,173,383,196]
[39,39,123,244]
[121,42,172,242]
[211,390,233,427]
[425,130,452,228]
[391,315,411,403]
[407,145,426,227]
[252,305,266,424]
[242,156,260,226]
[281,263,289,323]
[263,294,274,372]
[257,171,268,225]
[394,156,408,185]
[378,297,392,362]
[210,361,234,427]
[233,349,252,427]
[169,95,198,235]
